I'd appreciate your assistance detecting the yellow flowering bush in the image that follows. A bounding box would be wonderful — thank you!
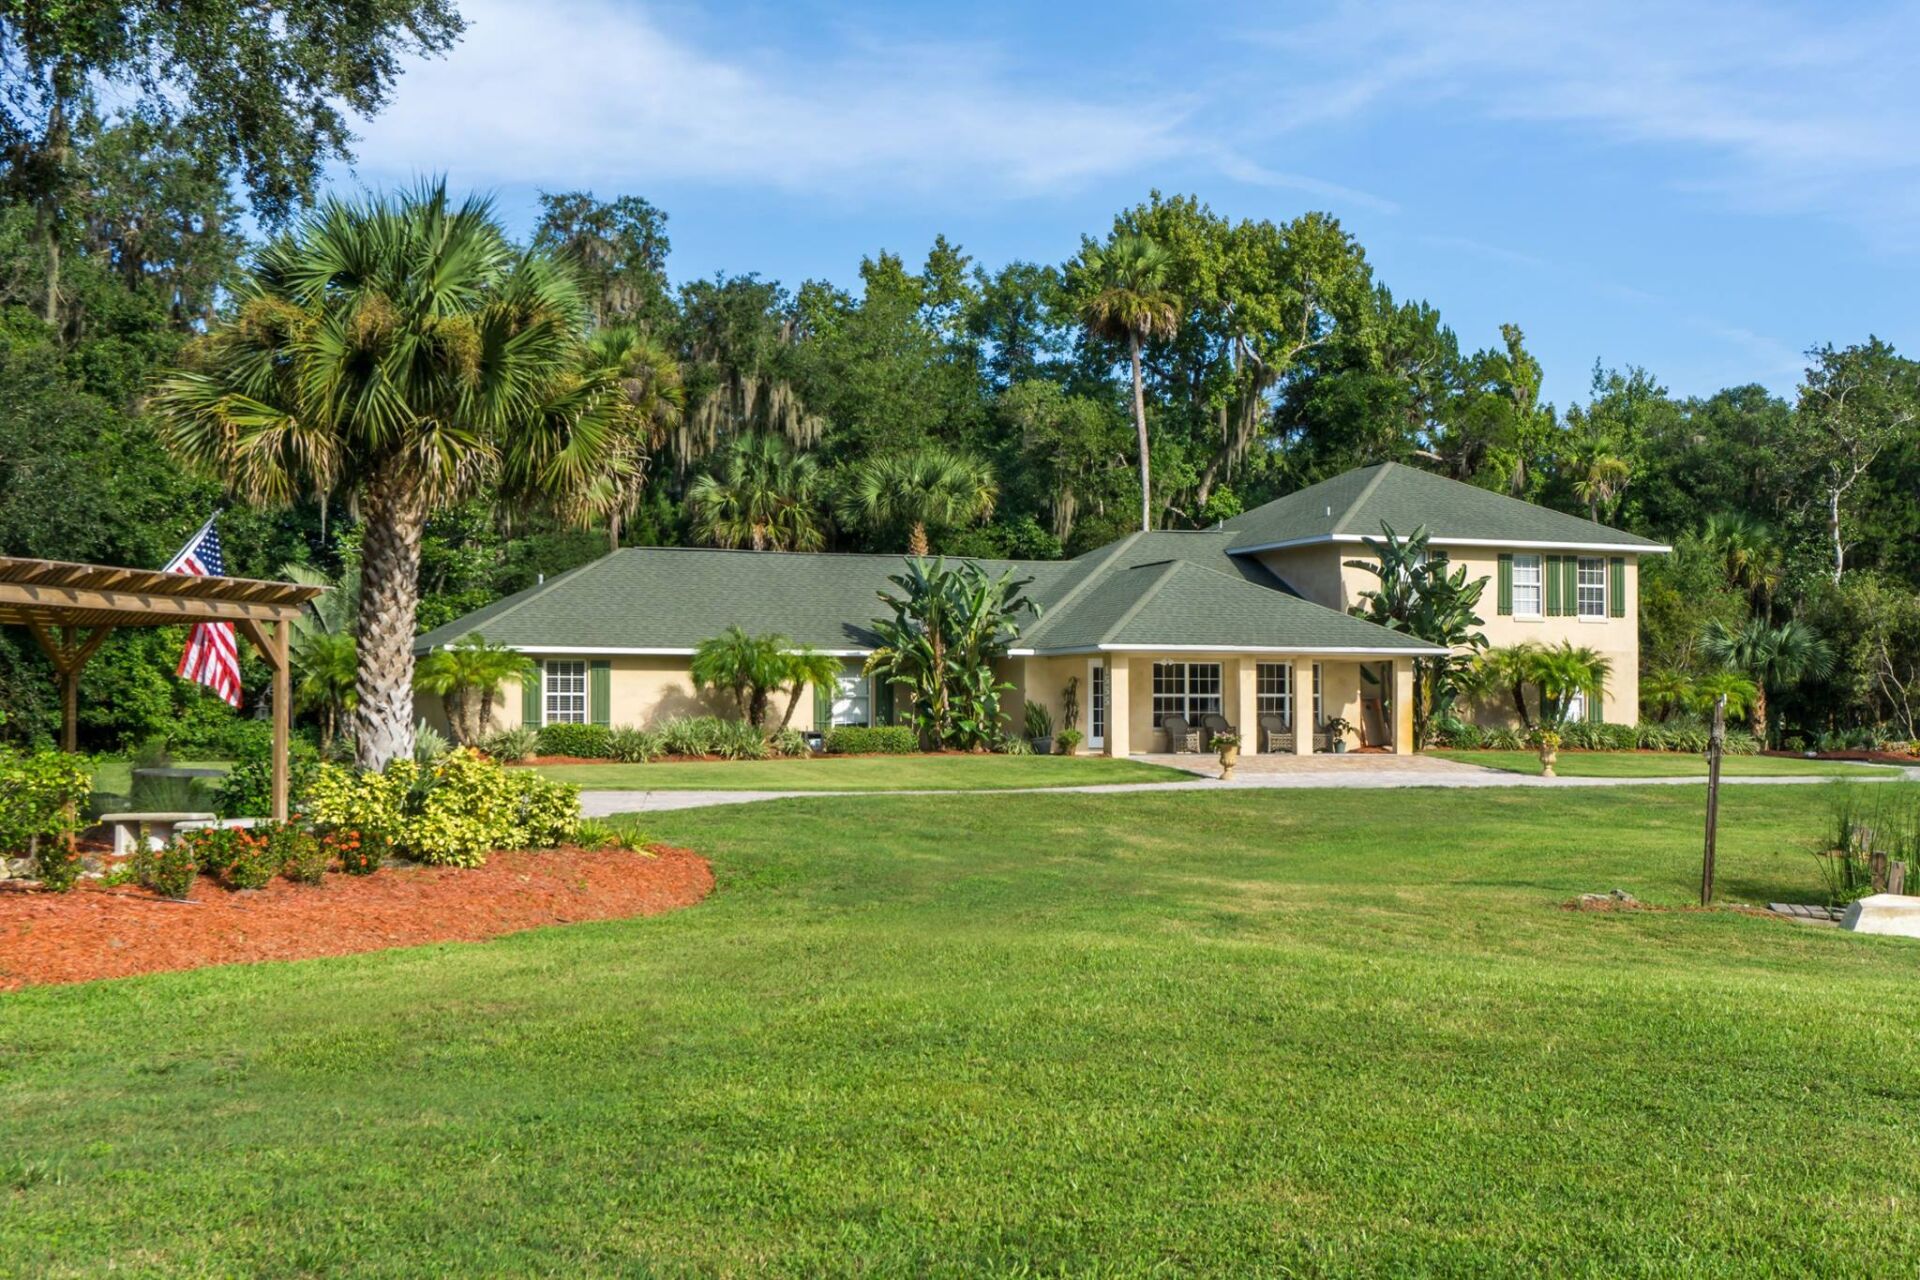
[301,749,579,868]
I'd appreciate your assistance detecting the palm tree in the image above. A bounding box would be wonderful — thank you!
[1528,642,1612,727]
[575,326,684,551]
[291,629,358,753]
[776,647,842,731]
[1699,512,1786,618]
[152,182,617,770]
[1572,453,1632,525]
[1689,670,1759,722]
[414,634,536,745]
[1700,617,1834,741]
[839,447,997,556]
[1464,643,1544,728]
[687,434,826,552]
[1072,233,1179,532]
[1639,665,1695,723]
[691,626,788,728]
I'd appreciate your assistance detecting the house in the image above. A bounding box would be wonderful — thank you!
[413,463,1666,755]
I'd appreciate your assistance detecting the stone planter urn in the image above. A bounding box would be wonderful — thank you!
[1216,738,1241,780]
[1538,746,1557,778]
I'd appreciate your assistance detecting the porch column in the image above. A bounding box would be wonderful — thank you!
[1105,655,1131,757]
[1294,660,1314,755]
[1394,658,1416,755]
[1236,656,1258,753]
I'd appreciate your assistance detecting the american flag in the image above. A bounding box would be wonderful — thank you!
[164,515,244,707]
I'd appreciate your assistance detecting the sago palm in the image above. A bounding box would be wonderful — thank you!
[1700,617,1833,741]
[1073,233,1178,532]
[687,433,825,552]
[152,182,615,769]
[839,447,997,556]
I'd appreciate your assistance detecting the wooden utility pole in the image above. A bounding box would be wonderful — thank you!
[1701,694,1726,906]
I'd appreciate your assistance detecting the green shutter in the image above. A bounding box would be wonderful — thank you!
[522,660,542,726]
[876,677,895,726]
[813,679,831,729]
[1609,557,1626,618]
[589,660,611,726]
[1497,554,1513,616]
[1545,556,1562,616]
[1587,690,1603,724]
[1563,557,1579,614]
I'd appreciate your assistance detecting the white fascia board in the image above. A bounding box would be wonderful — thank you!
[1014,643,1450,657]
[506,645,872,657]
[1228,534,1669,555]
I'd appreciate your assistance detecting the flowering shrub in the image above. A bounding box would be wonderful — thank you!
[302,749,579,867]
[263,822,329,885]
[329,828,383,875]
[133,839,199,900]
[178,827,278,890]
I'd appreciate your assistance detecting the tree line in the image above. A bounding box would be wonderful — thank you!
[3,1,1920,755]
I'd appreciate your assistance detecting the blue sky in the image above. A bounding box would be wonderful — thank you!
[337,0,1920,408]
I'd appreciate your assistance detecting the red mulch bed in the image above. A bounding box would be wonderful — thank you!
[0,844,712,991]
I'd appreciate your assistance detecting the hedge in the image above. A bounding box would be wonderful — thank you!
[823,726,919,755]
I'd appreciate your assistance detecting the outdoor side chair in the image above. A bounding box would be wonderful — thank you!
[1200,712,1234,750]
[1162,714,1201,753]
[1258,713,1294,754]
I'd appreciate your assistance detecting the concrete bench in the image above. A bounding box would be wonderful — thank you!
[173,817,263,835]
[98,812,217,855]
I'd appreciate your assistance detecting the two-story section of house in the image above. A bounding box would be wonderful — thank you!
[1218,463,1668,725]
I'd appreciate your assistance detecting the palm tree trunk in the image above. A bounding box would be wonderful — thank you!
[778,685,804,731]
[1751,681,1768,741]
[908,522,929,557]
[1511,682,1532,729]
[478,687,497,741]
[1129,331,1151,533]
[353,466,430,770]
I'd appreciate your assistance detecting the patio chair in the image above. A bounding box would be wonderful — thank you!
[1258,713,1294,754]
[1200,712,1234,750]
[1162,714,1201,753]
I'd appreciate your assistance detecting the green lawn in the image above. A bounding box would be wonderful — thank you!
[1430,748,1901,778]
[7,784,1920,1274]
[531,752,1191,790]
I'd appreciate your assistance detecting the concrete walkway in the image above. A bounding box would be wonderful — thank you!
[580,755,1916,816]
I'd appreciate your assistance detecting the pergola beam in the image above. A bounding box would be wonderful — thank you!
[0,582,305,625]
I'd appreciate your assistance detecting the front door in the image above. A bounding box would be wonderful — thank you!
[1088,660,1107,750]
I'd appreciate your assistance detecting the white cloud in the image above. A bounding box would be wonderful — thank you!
[347,0,1201,200]
[1258,0,1920,242]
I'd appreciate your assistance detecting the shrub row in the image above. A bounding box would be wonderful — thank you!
[484,718,817,764]
[823,725,919,755]
[1432,719,1760,755]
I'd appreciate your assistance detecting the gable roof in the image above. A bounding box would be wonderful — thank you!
[1222,462,1667,553]
[412,528,1438,658]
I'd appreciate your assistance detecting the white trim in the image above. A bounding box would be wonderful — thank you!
[1229,534,1669,555]
[1011,643,1447,657]
[502,645,872,657]
[1087,657,1106,750]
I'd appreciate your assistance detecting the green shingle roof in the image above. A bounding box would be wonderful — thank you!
[1222,462,1666,552]
[411,527,1435,657]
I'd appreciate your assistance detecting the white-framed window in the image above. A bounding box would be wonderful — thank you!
[1089,660,1107,747]
[831,659,871,726]
[1312,662,1324,726]
[1151,661,1222,727]
[543,659,588,725]
[1565,689,1588,723]
[1577,556,1606,619]
[1257,662,1293,726]
[1512,553,1543,618]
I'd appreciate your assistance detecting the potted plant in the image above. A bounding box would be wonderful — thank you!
[1057,727,1084,756]
[1529,725,1562,777]
[1323,716,1355,754]
[1211,730,1241,779]
[1024,702,1054,756]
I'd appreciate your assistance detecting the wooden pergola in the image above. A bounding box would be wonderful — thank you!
[0,557,326,821]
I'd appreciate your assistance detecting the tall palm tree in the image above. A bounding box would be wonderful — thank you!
[152,182,617,770]
[1699,512,1786,618]
[839,447,997,556]
[1572,453,1631,525]
[413,634,536,745]
[574,325,684,551]
[687,433,826,551]
[1073,233,1179,532]
[1700,617,1834,741]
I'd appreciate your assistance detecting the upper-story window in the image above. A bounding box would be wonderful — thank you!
[1577,557,1606,619]
[1512,554,1543,618]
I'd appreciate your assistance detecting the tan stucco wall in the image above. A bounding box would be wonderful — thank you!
[411,655,833,738]
[1254,541,1644,724]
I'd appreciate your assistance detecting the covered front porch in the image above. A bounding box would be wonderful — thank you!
[1011,651,1421,758]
